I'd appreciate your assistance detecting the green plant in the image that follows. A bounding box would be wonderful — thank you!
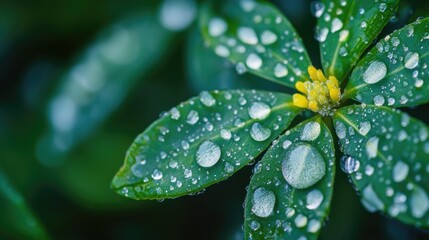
[111,0,429,239]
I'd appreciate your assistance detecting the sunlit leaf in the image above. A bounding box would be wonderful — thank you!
[112,90,301,199]
[200,0,312,88]
[0,171,50,240]
[334,105,429,228]
[345,17,429,108]
[37,13,177,166]
[244,117,335,239]
[317,0,399,82]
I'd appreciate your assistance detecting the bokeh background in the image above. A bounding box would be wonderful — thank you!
[1,0,429,239]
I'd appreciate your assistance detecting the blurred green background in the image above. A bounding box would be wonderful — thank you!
[1,0,429,239]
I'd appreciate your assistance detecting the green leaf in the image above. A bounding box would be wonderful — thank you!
[334,105,429,228]
[317,0,399,82]
[37,13,176,166]
[344,18,429,107]
[244,117,335,239]
[0,171,50,240]
[112,90,301,200]
[200,0,312,88]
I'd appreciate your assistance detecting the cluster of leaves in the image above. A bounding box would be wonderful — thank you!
[112,0,429,239]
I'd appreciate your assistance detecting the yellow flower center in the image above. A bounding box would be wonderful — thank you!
[293,66,341,116]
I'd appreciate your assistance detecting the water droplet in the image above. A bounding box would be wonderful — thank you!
[294,214,308,228]
[260,30,277,45]
[307,219,321,233]
[250,123,271,142]
[335,121,346,139]
[306,189,324,210]
[196,141,221,168]
[249,220,261,231]
[379,3,387,12]
[311,2,325,18]
[404,52,419,69]
[187,110,199,125]
[285,207,295,218]
[361,185,384,212]
[208,18,227,37]
[410,186,429,218]
[248,102,271,120]
[282,140,292,149]
[363,60,387,84]
[331,18,343,33]
[237,27,258,45]
[274,63,288,78]
[339,30,349,42]
[300,121,321,141]
[392,161,409,182]
[214,45,230,57]
[131,160,146,178]
[220,129,232,140]
[282,143,326,189]
[366,136,379,159]
[199,91,216,107]
[373,95,385,106]
[251,187,276,218]
[170,107,180,120]
[151,169,163,180]
[315,27,328,42]
[184,169,192,178]
[246,53,263,70]
[358,121,371,136]
[340,155,360,174]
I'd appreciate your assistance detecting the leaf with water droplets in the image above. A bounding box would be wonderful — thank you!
[345,18,429,107]
[244,118,335,239]
[0,171,50,239]
[112,90,301,199]
[317,0,398,82]
[200,0,312,88]
[334,105,429,228]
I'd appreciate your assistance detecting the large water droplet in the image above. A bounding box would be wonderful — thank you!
[246,53,263,70]
[363,60,387,84]
[220,129,232,140]
[331,18,343,33]
[366,136,379,159]
[274,63,288,78]
[358,121,371,136]
[404,52,419,69]
[306,189,324,209]
[196,141,221,168]
[208,18,227,37]
[251,187,276,218]
[361,184,384,212]
[392,161,409,182]
[260,30,277,45]
[410,186,429,218]
[340,155,360,174]
[151,169,163,180]
[199,91,216,107]
[238,27,258,45]
[282,143,326,189]
[300,121,321,141]
[187,110,199,125]
[248,102,271,120]
[250,123,271,142]
[294,214,308,228]
[307,219,321,233]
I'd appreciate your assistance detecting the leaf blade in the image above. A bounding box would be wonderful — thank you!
[112,90,301,199]
[334,105,429,228]
[200,0,312,88]
[244,117,335,239]
[318,0,399,81]
[345,17,429,107]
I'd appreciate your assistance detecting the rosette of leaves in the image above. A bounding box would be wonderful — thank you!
[112,0,429,239]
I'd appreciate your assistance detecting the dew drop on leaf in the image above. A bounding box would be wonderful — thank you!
[365,136,379,159]
[300,121,321,141]
[340,155,360,174]
[294,214,308,228]
[392,161,409,183]
[250,123,272,142]
[410,186,429,218]
[248,102,271,120]
[282,143,326,189]
[246,53,263,70]
[208,18,227,37]
[361,184,384,212]
[196,141,221,168]
[363,60,387,84]
[307,219,321,233]
[260,30,277,45]
[186,110,199,125]
[220,129,232,140]
[274,63,288,78]
[331,18,343,33]
[306,189,324,210]
[251,187,276,218]
[151,169,163,180]
[237,27,258,45]
[199,91,216,107]
[404,52,419,69]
